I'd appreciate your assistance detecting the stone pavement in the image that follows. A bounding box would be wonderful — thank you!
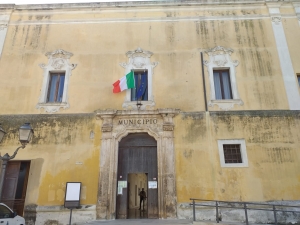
[82,219,192,225]
[81,219,246,225]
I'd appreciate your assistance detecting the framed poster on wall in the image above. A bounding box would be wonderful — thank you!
[64,182,81,209]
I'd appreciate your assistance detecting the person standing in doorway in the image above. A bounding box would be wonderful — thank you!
[138,188,147,211]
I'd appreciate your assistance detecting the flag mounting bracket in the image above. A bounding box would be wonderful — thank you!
[136,100,143,110]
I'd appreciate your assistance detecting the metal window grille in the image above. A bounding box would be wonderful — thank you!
[223,144,242,163]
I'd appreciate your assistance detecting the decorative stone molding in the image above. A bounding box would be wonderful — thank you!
[119,47,158,110]
[271,16,282,25]
[36,49,77,113]
[95,108,179,220]
[208,99,244,111]
[203,46,243,111]
[163,124,174,131]
[0,24,7,30]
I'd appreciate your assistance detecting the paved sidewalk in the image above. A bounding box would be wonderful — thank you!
[83,219,192,225]
[81,219,245,225]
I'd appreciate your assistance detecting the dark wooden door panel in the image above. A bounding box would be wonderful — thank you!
[1,161,30,216]
[2,162,20,200]
[116,133,158,219]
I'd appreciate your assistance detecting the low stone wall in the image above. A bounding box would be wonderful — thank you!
[177,201,300,224]
[24,204,96,225]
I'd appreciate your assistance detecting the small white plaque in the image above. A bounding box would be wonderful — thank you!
[148,181,157,189]
[117,181,127,194]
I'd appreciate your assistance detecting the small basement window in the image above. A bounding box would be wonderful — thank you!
[223,144,242,163]
[217,139,248,168]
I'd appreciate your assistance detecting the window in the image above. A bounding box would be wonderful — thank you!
[204,46,243,110]
[47,73,65,103]
[297,75,300,87]
[120,47,158,110]
[213,69,232,100]
[217,139,248,167]
[223,144,242,163]
[131,71,148,101]
[37,49,77,113]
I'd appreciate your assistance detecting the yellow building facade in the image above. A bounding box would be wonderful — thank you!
[0,0,300,224]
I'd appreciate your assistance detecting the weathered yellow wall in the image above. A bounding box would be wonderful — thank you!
[174,111,300,203]
[0,114,101,206]
[0,3,294,114]
[0,1,300,216]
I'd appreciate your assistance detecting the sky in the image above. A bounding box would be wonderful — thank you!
[0,0,146,4]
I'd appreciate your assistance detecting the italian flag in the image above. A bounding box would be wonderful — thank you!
[113,71,135,93]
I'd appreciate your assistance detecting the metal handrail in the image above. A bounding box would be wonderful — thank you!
[190,198,300,225]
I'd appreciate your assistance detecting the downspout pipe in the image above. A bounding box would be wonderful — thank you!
[201,52,208,112]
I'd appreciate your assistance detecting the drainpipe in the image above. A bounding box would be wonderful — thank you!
[200,52,208,112]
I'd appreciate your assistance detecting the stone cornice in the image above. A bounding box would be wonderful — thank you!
[0,0,295,11]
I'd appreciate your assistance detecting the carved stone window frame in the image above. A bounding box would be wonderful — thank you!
[204,46,243,111]
[37,49,77,113]
[217,139,248,168]
[120,47,158,110]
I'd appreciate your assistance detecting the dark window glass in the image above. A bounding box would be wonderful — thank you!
[213,70,233,99]
[223,144,242,163]
[131,71,148,101]
[47,73,65,103]
[297,75,300,87]
[0,205,13,219]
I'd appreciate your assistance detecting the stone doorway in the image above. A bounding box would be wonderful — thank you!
[96,109,179,220]
[116,133,158,219]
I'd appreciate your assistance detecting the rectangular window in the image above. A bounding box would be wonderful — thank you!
[223,144,242,164]
[131,71,148,101]
[47,73,65,103]
[217,139,248,168]
[297,75,300,87]
[213,69,233,100]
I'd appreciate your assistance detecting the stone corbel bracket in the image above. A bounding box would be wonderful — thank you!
[0,24,7,30]
[95,109,117,132]
[267,3,282,25]
[158,108,180,133]
[36,49,77,113]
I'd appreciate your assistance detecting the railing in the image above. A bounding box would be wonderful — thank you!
[190,198,300,225]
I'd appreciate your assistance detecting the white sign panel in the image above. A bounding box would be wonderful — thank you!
[65,183,81,201]
[148,181,157,189]
[117,181,127,195]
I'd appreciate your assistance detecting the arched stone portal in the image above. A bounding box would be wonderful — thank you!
[96,109,180,220]
[117,133,158,219]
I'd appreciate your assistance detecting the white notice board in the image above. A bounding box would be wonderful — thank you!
[148,181,157,189]
[65,182,81,201]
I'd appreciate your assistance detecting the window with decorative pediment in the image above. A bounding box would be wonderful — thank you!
[119,47,158,110]
[204,46,243,110]
[37,49,77,113]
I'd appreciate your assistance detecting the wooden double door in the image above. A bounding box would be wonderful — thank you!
[116,133,158,219]
[1,161,30,216]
